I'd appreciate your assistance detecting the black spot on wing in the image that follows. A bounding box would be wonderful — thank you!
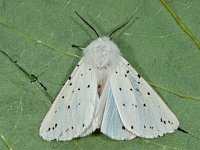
[132,104,137,108]
[135,88,140,92]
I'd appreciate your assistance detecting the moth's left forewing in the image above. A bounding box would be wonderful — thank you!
[39,58,98,141]
[109,56,179,138]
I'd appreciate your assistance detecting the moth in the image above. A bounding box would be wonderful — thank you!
[39,12,179,141]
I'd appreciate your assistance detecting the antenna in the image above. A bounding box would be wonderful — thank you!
[109,16,133,39]
[75,11,99,38]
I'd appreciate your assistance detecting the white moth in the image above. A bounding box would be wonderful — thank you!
[39,12,179,141]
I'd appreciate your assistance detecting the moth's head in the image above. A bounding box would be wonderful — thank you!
[73,12,132,68]
[85,36,120,54]
[83,36,121,68]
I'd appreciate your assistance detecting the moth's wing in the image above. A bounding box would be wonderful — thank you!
[109,56,179,138]
[100,81,137,140]
[39,58,98,141]
[79,94,100,137]
[79,82,108,137]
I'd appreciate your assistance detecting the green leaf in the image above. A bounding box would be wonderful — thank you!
[0,0,200,149]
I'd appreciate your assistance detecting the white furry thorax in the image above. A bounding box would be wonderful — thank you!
[83,37,121,69]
